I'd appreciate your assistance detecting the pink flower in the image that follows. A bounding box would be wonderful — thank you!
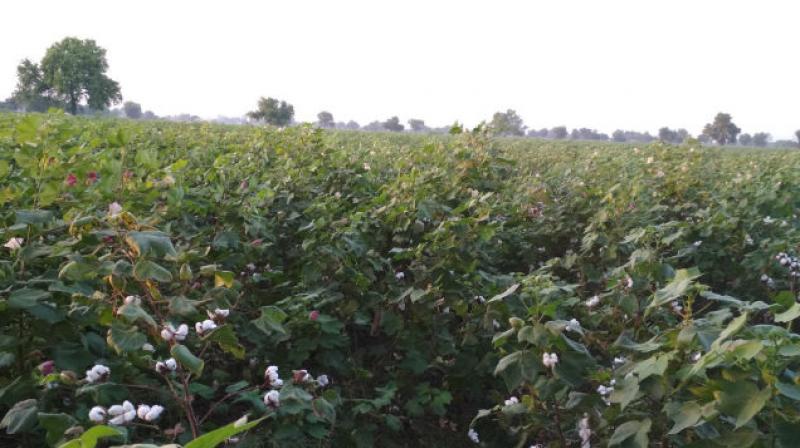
[87,172,99,184]
[39,360,55,375]
[309,310,320,321]
[65,173,78,187]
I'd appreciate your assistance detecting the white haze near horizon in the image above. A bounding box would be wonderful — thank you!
[1,0,798,139]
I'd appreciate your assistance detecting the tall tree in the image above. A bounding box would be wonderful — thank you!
[752,132,770,147]
[701,112,740,145]
[738,133,752,146]
[123,101,142,119]
[247,97,294,126]
[489,109,526,136]
[795,130,800,147]
[35,38,121,114]
[549,126,568,139]
[382,116,404,132]
[316,111,334,128]
[408,118,428,132]
[11,59,59,112]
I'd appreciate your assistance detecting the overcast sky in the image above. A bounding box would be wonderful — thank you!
[2,1,798,138]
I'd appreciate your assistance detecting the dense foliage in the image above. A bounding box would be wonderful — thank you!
[1,112,800,447]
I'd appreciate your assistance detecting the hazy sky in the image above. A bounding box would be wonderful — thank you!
[2,1,798,138]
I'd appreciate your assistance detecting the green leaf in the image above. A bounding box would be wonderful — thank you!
[487,283,519,303]
[107,321,147,354]
[609,418,651,447]
[214,271,234,288]
[133,259,173,282]
[7,288,50,309]
[38,412,77,446]
[251,306,288,336]
[168,295,199,316]
[667,401,702,434]
[207,325,245,359]
[711,313,748,350]
[776,382,800,401]
[649,268,701,309]
[171,344,204,376]
[57,424,122,448]
[775,302,800,323]
[0,399,38,434]
[184,416,266,448]
[609,375,640,410]
[117,302,157,328]
[494,351,523,376]
[125,231,177,258]
[15,209,54,225]
[718,380,771,429]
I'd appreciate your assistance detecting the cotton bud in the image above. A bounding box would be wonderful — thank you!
[566,318,581,333]
[613,356,627,366]
[85,364,110,383]
[503,396,519,406]
[108,400,136,425]
[264,390,280,409]
[108,202,123,217]
[395,271,405,280]
[88,406,106,423]
[317,374,330,387]
[585,295,600,308]
[468,428,480,443]
[542,352,559,369]
[156,358,177,374]
[208,308,230,322]
[3,237,23,251]
[293,369,312,384]
[508,317,524,329]
[161,324,188,342]
[195,319,217,336]
[578,414,591,448]
[309,310,320,321]
[137,404,164,422]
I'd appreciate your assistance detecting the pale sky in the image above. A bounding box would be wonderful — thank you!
[2,1,798,138]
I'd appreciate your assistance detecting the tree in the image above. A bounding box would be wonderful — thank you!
[123,101,142,119]
[11,59,60,112]
[612,130,626,142]
[142,110,157,120]
[408,118,428,132]
[658,127,678,143]
[316,111,334,128]
[247,97,294,126]
[344,120,360,130]
[382,116,404,132]
[738,133,752,146]
[701,112,740,145]
[29,38,123,115]
[489,109,526,136]
[549,126,568,139]
[795,130,800,147]
[752,132,770,147]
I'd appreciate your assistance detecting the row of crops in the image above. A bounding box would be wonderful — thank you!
[1,112,800,447]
